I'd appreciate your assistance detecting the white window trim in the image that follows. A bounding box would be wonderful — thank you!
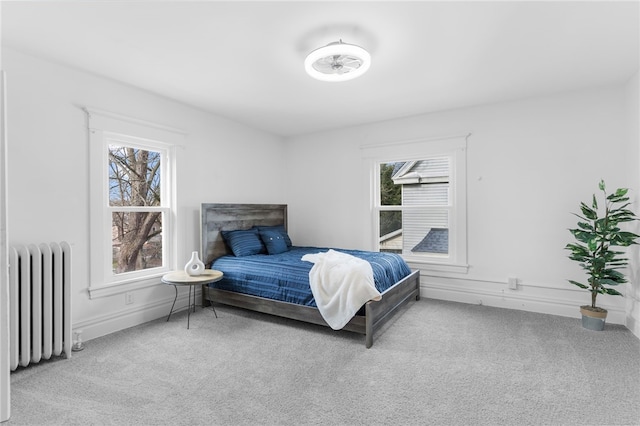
[85,108,183,299]
[361,133,470,274]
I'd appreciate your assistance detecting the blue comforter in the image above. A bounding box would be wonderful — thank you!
[209,246,412,307]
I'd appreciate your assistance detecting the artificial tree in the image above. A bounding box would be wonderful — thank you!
[565,180,639,326]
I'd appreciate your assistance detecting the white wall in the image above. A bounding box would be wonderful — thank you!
[286,84,636,325]
[4,48,287,340]
[0,4,12,420]
[625,70,640,338]
[4,45,639,341]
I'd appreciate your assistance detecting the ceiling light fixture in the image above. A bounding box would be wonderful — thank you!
[304,39,371,82]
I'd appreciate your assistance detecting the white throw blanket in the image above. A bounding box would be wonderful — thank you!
[302,249,382,330]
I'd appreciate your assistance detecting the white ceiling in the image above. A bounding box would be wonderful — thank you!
[2,1,639,137]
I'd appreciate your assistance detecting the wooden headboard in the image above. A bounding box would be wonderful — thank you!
[200,203,288,267]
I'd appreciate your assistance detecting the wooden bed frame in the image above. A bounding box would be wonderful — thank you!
[200,203,420,348]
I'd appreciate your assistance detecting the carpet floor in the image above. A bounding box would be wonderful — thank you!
[9,298,640,425]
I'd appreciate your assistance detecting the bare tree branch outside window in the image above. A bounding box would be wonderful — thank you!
[109,146,163,274]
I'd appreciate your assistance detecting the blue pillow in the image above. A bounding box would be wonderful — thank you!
[259,230,289,255]
[221,228,265,257]
[255,225,292,247]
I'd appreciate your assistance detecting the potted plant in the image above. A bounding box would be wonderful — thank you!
[565,180,639,330]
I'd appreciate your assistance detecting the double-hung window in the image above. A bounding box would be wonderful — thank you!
[87,109,181,298]
[363,134,469,273]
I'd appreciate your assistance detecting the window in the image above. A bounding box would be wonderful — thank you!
[109,141,166,275]
[363,134,468,273]
[379,157,450,256]
[87,109,181,298]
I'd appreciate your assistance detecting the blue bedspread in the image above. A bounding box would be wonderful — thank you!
[209,246,412,307]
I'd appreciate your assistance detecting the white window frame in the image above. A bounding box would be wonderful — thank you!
[86,108,182,299]
[362,134,469,274]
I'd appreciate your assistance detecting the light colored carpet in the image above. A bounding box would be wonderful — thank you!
[9,299,640,425]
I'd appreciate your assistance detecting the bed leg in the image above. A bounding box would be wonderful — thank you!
[365,303,373,348]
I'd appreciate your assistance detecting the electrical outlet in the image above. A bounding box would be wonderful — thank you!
[508,277,518,290]
[125,292,134,305]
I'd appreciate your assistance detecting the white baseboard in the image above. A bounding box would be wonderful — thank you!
[75,275,634,343]
[73,292,198,342]
[625,294,640,339]
[419,274,627,325]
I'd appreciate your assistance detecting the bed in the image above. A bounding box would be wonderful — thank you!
[200,203,420,348]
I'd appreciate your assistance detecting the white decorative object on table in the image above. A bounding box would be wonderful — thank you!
[184,251,205,276]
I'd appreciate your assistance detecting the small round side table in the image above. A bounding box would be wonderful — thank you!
[161,269,223,329]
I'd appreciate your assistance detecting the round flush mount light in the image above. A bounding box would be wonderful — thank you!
[304,39,371,82]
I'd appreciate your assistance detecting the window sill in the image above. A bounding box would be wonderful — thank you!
[88,273,166,299]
